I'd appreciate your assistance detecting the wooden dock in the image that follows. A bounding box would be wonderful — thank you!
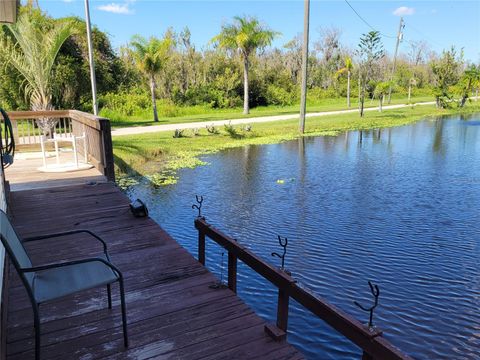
[5,182,303,359]
[1,110,413,360]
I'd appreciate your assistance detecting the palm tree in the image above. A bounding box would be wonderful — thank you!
[212,16,278,114]
[374,81,392,112]
[129,35,173,122]
[345,57,353,108]
[336,56,354,108]
[4,9,74,134]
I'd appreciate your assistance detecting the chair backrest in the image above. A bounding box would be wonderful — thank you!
[0,210,34,286]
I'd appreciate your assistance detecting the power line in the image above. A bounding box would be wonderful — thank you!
[405,22,444,48]
[343,0,396,39]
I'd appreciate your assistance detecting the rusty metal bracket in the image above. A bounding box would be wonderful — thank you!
[192,195,204,218]
[354,281,380,328]
[271,235,288,270]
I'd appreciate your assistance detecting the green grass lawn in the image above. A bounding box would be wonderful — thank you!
[104,94,434,129]
[113,102,480,187]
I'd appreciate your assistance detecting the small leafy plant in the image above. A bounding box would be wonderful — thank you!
[206,124,219,134]
[224,121,243,139]
[173,129,185,138]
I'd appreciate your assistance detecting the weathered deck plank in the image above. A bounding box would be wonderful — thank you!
[5,182,304,359]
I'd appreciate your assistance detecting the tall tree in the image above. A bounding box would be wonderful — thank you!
[129,34,173,122]
[212,16,278,114]
[431,47,463,108]
[459,64,480,107]
[283,34,303,84]
[407,41,428,102]
[356,31,384,117]
[3,8,75,134]
[52,18,126,111]
[315,27,344,89]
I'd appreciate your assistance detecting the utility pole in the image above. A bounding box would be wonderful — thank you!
[387,17,404,104]
[84,0,98,115]
[299,0,310,134]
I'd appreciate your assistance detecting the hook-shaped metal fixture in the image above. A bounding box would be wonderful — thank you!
[354,281,380,328]
[271,235,288,269]
[192,195,204,218]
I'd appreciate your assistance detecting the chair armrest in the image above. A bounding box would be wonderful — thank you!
[23,230,109,257]
[21,257,122,278]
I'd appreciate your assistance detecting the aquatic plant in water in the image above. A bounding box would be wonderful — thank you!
[116,175,140,190]
[146,173,178,187]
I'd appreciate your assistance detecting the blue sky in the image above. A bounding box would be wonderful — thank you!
[41,0,479,62]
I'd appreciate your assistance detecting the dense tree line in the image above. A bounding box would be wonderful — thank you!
[0,6,132,113]
[1,6,478,119]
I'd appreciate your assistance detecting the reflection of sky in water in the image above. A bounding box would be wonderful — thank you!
[127,113,480,360]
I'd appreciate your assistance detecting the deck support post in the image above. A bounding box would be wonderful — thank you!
[228,252,237,293]
[362,352,374,360]
[276,288,290,332]
[198,230,205,265]
[264,288,290,341]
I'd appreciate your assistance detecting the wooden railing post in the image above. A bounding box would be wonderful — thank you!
[198,230,205,265]
[228,252,237,293]
[277,288,290,332]
[98,118,115,182]
[10,120,19,145]
[265,288,290,341]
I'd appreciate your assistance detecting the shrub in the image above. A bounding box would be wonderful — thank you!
[307,87,339,102]
[158,100,180,117]
[99,89,150,116]
[265,84,296,106]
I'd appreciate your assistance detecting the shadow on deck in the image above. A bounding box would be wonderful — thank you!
[5,182,303,359]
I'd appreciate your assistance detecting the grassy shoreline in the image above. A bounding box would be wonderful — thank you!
[105,94,433,128]
[113,103,480,187]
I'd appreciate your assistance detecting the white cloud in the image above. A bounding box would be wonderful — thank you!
[393,6,415,16]
[97,1,135,15]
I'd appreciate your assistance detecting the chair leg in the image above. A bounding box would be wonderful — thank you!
[118,277,129,348]
[33,303,41,360]
[107,284,112,309]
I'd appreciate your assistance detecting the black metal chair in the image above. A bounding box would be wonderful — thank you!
[0,210,128,359]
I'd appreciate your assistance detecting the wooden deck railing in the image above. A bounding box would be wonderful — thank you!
[195,218,413,360]
[7,110,115,181]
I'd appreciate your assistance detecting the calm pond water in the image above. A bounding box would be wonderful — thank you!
[125,113,480,360]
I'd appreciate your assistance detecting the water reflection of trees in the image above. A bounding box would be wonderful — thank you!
[432,119,446,154]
